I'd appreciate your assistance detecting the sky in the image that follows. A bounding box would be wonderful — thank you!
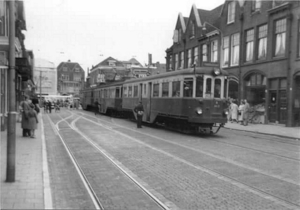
[23,0,224,73]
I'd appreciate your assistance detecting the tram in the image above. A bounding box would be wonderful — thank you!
[81,67,229,134]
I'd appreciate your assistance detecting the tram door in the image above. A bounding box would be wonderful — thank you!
[146,82,152,121]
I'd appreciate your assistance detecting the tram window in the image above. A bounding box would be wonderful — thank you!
[153,83,159,97]
[143,84,146,96]
[214,79,221,98]
[128,86,132,97]
[183,78,193,97]
[196,76,204,97]
[116,87,120,98]
[172,81,181,97]
[133,85,138,97]
[104,89,107,98]
[162,82,169,97]
[205,78,212,98]
[123,87,128,97]
[224,79,228,98]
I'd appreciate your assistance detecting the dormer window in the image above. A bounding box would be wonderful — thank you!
[108,60,116,66]
[190,22,195,39]
[63,67,68,71]
[227,1,235,24]
[252,0,261,12]
[178,29,182,42]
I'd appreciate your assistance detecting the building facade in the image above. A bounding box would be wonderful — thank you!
[57,61,85,96]
[33,58,57,97]
[165,0,300,127]
[0,1,34,131]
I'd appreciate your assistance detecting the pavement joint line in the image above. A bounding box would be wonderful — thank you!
[71,117,175,210]
[46,114,103,210]
[41,113,53,209]
[80,114,300,210]
[76,112,300,186]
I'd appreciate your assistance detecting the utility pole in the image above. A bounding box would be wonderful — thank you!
[6,0,16,182]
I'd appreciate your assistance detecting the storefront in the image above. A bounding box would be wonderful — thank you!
[293,74,300,126]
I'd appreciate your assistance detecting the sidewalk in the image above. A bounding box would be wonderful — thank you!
[224,121,300,140]
[0,114,51,209]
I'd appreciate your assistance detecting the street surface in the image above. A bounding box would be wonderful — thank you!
[43,108,300,210]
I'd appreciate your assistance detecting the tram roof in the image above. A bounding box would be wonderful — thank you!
[123,67,228,84]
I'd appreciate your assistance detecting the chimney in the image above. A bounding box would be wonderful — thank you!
[148,53,152,66]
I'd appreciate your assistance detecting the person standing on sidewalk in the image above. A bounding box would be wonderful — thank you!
[19,96,31,137]
[230,100,239,123]
[238,100,244,123]
[28,104,39,138]
[134,101,144,128]
[243,99,250,126]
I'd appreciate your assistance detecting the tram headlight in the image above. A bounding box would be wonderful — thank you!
[195,108,203,115]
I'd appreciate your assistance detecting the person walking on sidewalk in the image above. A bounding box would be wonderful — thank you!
[243,99,250,126]
[134,101,144,128]
[238,100,244,123]
[19,96,31,137]
[230,100,239,122]
[28,104,39,138]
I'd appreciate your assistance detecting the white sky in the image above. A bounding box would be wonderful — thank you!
[24,0,224,73]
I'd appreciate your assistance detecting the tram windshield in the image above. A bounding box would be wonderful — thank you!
[195,75,226,99]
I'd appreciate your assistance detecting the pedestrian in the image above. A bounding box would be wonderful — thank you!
[94,100,99,115]
[28,103,39,138]
[19,96,31,137]
[230,100,239,122]
[134,101,144,128]
[238,100,244,123]
[43,99,48,113]
[243,99,250,126]
[48,100,52,113]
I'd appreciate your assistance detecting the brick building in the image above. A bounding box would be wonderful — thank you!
[57,61,85,96]
[166,0,300,127]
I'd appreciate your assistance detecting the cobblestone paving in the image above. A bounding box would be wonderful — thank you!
[58,128,165,210]
[76,118,299,210]
[43,115,95,209]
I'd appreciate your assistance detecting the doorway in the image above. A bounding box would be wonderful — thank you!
[268,91,277,123]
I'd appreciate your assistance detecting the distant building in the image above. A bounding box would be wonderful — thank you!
[57,60,85,96]
[33,58,57,96]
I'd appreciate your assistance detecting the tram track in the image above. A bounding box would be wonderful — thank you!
[47,112,173,210]
[76,111,299,186]
[68,110,300,210]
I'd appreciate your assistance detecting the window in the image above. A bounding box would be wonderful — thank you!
[193,47,198,66]
[123,87,128,97]
[214,79,221,98]
[128,86,132,97]
[169,56,173,70]
[75,67,80,72]
[178,29,182,42]
[298,21,300,57]
[162,82,169,97]
[202,44,208,62]
[275,18,286,57]
[187,49,192,68]
[61,74,69,81]
[0,1,8,36]
[190,21,195,38]
[143,84,146,95]
[153,84,159,97]
[245,29,254,62]
[63,67,68,71]
[172,81,181,97]
[175,54,178,70]
[196,76,204,97]
[227,1,235,24]
[133,85,138,97]
[211,40,218,62]
[222,36,229,66]
[231,33,240,66]
[179,52,184,69]
[205,78,212,98]
[184,78,193,97]
[258,24,268,60]
[252,0,261,12]
[116,88,120,98]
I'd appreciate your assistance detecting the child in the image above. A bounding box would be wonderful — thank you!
[28,104,39,138]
